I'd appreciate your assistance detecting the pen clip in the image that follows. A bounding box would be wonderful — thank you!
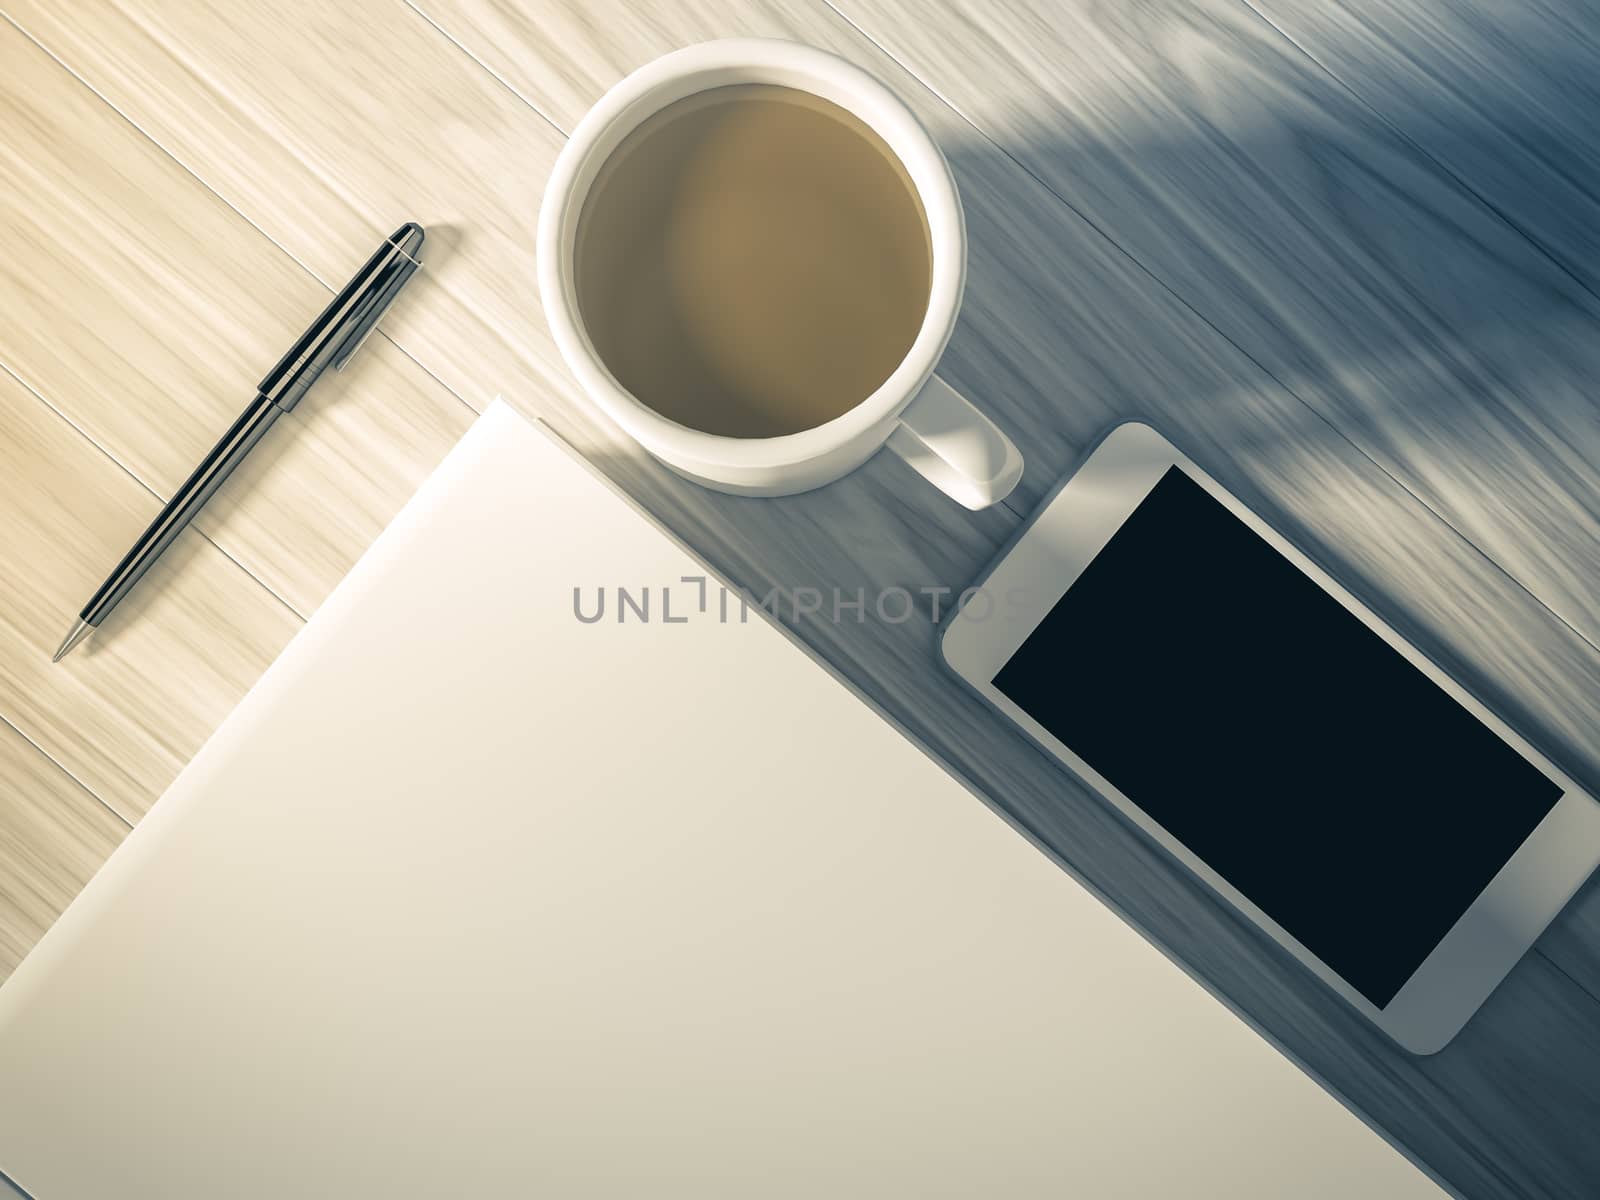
[330,255,421,372]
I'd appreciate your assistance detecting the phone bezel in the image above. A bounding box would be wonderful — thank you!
[940,421,1600,1053]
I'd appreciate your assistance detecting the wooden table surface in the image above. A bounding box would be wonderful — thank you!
[0,1,1595,1195]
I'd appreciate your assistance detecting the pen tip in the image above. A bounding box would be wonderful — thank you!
[52,618,93,663]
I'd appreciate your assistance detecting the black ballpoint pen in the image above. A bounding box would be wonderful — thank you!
[52,222,425,662]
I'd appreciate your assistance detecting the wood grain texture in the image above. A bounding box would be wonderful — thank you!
[827,0,1600,662]
[1246,0,1600,296]
[0,719,126,981]
[1,0,1598,1196]
[0,16,474,620]
[0,365,297,819]
[2,0,577,435]
[1538,872,1600,1003]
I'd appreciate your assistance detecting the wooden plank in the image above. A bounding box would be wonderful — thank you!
[0,366,299,820]
[8,0,1600,1194]
[1246,0,1600,297]
[0,0,578,437]
[825,0,1600,662]
[0,17,475,620]
[0,719,127,982]
[1538,874,1600,1004]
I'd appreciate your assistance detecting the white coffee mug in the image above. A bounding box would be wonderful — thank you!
[538,39,1023,510]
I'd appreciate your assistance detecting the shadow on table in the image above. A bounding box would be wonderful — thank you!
[920,101,1600,776]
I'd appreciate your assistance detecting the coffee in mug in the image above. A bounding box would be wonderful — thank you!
[540,40,1022,507]
[574,84,933,439]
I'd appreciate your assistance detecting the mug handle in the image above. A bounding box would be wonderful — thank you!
[886,374,1024,509]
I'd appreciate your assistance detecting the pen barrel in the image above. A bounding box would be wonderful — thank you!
[71,225,423,637]
[80,395,283,626]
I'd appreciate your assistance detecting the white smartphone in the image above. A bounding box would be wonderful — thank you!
[940,422,1600,1053]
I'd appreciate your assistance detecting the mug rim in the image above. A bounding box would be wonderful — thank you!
[537,38,967,472]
